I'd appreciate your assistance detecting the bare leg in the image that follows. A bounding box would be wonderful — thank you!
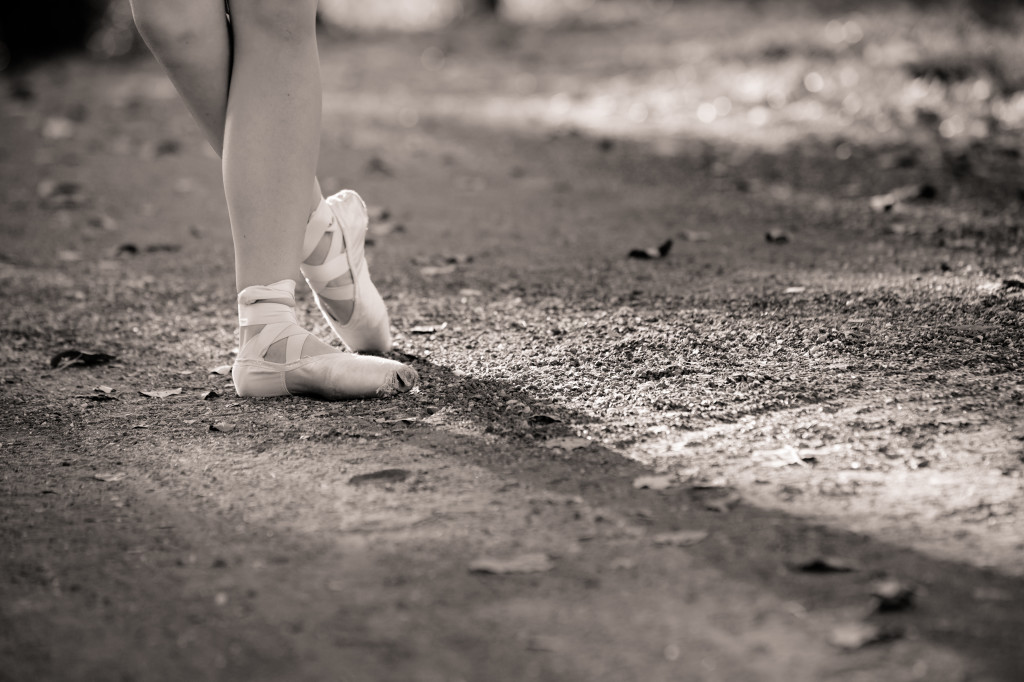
[128,0,322,212]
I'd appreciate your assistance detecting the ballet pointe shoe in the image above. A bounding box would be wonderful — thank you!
[300,190,392,353]
[231,279,416,400]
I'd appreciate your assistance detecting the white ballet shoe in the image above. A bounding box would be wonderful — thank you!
[231,280,416,400]
[300,190,392,353]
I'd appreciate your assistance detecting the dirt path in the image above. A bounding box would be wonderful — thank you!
[3,5,1024,681]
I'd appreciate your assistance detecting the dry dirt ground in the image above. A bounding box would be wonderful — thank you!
[2,3,1024,681]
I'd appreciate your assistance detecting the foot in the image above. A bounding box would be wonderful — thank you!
[232,280,417,399]
[300,190,392,353]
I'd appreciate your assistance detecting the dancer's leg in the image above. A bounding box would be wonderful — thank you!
[128,0,322,211]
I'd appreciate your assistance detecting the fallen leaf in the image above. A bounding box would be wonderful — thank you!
[870,579,915,612]
[790,556,857,573]
[652,530,709,547]
[201,390,220,401]
[828,622,902,650]
[1003,278,1024,291]
[139,388,183,399]
[869,183,936,213]
[73,393,118,402]
[765,229,790,243]
[543,437,592,450]
[411,323,447,334]
[209,365,232,375]
[528,414,562,426]
[628,239,673,260]
[209,422,235,433]
[93,472,126,482]
[115,243,139,257]
[50,350,116,369]
[469,553,554,574]
[348,469,410,486]
[95,385,114,394]
[420,264,458,277]
[783,286,807,294]
[633,474,676,491]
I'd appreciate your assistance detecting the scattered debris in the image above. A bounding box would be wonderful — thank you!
[420,264,458,277]
[411,323,447,335]
[200,390,220,401]
[1003,278,1024,291]
[50,350,116,370]
[765,229,790,243]
[209,422,235,433]
[869,183,936,213]
[527,414,562,426]
[783,286,807,294]
[92,472,126,482]
[209,365,232,376]
[469,553,554,575]
[629,239,673,260]
[72,393,118,402]
[139,388,183,399]
[828,622,902,650]
[652,530,709,547]
[348,469,410,486]
[632,474,676,491]
[870,578,916,612]
[790,556,858,573]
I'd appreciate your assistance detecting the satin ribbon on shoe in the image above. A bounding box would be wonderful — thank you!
[300,191,392,352]
[232,279,415,400]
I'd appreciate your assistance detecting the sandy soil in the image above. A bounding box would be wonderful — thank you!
[2,3,1023,681]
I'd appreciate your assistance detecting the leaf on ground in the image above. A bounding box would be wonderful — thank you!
[543,437,592,451]
[139,388,182,399]
[633,474,676,491]
[114,243,139,257]
[201,390,220,401]
[783,286,807,294]
[869,183,936,213]
[828,622,902,650]
[652,530,709,547]
[1003,278,1024,291]
[348,469,410,486]
[411,323,447,334]
[420,264,458,277]
[628,239,673,259]
[790,556,858,573]
[528,414,562,426]
[469,552,554,575]
[73,393,118,401]
[210,422,235,433]
[50,350,116,370]
[765,229,790,243]
[95,385,114,394]
[93,472,126,482]
[209,365,232,375]
[870,579,916,612]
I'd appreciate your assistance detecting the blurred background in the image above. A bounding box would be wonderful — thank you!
[2,0,1023,203]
